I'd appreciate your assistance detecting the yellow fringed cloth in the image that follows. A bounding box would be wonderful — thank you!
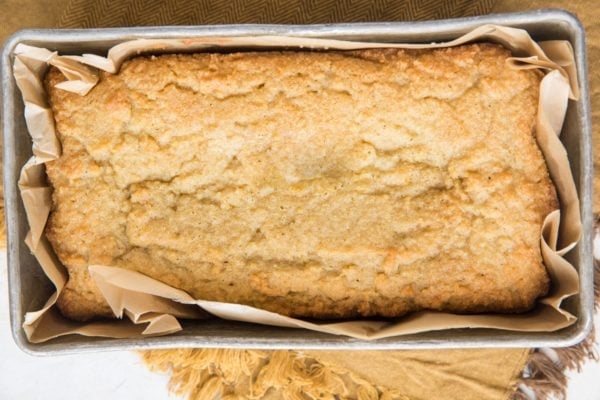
[142,349,410,400]
[141,348,529,400]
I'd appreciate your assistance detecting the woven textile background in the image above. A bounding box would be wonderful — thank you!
[58,0,495,26]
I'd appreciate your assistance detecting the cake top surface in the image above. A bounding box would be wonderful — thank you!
[45,44,555,319]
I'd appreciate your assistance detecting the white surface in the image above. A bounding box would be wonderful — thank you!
[0,249,598,399]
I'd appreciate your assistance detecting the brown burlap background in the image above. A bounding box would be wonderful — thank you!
[58,0,494,27]
[1,0,598,399]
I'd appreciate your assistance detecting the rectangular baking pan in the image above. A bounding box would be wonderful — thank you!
[2,9,593,354]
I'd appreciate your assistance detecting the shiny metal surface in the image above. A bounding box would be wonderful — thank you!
[1,9,593,354]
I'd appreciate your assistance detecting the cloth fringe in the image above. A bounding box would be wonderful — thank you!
[140,348,410,400]
[511,216,600,400]
[512,390,532,400]
[511,328,599,400]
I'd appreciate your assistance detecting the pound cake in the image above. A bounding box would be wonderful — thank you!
[44,44,557,321]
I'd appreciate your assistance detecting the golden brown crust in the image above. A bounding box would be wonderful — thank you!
[44,44,555,321]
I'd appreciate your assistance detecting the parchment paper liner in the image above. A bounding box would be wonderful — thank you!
[12,24,582,343]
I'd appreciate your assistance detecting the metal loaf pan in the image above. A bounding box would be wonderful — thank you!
[1,9,594,354]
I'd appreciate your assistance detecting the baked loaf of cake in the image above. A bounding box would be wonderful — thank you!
[44,44,557,321]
